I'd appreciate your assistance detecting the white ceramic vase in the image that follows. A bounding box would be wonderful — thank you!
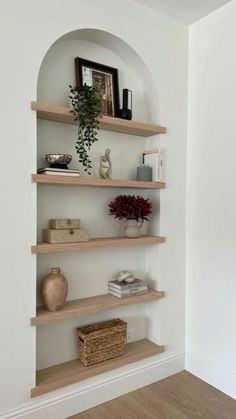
[125,219,140,238]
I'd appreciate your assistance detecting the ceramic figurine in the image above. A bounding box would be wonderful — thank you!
[99,148,112,179]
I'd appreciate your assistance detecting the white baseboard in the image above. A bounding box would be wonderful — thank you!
[2,351,184,419]
[186,348,236,400]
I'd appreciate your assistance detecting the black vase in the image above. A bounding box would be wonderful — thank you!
[119,88,132,120]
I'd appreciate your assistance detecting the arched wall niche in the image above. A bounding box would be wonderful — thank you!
[37,28,161,124]
[35,28,163,370]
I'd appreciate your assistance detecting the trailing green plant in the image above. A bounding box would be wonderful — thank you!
[69,84,102,174]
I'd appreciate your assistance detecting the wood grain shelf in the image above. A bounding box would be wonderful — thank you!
[31,289,164,326]
[31,339,165,397]
[31,235,165,254]
[31,101,166,137]
[32,174,165,189]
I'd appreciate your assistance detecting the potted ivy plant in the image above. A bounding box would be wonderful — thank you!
[108,194,152,238]
[69,84,102,175]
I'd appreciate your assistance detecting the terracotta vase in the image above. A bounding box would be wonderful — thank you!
[40,267,68,311]
[125,219,140,238]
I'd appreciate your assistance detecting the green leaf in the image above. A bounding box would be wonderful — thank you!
[69,83,101,175]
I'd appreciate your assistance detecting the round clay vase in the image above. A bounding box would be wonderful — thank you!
[125,219,140,238]
[41,267,68,312]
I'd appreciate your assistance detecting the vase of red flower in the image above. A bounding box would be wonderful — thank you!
[109,194,152,238]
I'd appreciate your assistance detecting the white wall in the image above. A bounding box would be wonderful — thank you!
[186,0,236,399]
[0,1,188,417]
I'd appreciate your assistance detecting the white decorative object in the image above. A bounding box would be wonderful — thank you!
[117,270,135,283]
[99,148,112,179]
[125,275,135,283]
[143,148,164,181]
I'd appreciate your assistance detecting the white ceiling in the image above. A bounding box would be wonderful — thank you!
[133,0,231,24]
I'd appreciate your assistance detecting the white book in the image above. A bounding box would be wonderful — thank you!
[143,148,164,181]
[108,289,147,299]
[108,285,148,295]
[38,171,80,177]
[38,167,80,174]
[108,279,147,290]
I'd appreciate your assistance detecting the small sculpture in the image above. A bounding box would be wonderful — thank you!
[117,270,135,283]
[99,148,112,179]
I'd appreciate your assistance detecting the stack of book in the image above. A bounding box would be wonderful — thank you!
[38,167,80,177]
[108,279,148,298]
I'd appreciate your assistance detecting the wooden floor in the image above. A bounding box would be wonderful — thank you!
[69,371,236,419]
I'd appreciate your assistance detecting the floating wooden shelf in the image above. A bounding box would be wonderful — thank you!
[31,101,166,137]
[31,235,165,254]
[32,174,165,189]
[31,289,164,326]
[31,339,164,397]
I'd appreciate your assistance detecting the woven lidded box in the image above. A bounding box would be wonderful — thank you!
[43,228,89,244]
[49,219,80,230]
[77,318,127,367]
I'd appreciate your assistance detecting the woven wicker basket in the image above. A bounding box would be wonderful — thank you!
[77,318,127,366]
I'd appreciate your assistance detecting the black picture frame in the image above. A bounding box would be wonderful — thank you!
[75,57,120,118]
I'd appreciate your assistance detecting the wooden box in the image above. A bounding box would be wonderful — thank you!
[43,228,89,244]
[77,318,127,366]
[49,219,80,230]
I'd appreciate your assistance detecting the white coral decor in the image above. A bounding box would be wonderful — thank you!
[117,270,135,283]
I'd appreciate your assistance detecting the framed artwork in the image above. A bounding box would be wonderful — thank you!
[75,57,120,117]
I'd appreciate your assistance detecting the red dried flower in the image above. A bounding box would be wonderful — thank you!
[109,194,152,222]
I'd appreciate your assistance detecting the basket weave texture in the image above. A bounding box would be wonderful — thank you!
[77,318,127,366]
[43,228,89,244]
[49,219,80,230]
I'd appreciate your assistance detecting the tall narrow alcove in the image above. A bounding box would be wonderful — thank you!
[32,28,165,396]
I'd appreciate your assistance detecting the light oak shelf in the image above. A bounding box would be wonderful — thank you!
[32,174,166,189]
[31,289,164,326]
[31,339,164,397]
[31,101,166,137]
[31,235,165,254]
